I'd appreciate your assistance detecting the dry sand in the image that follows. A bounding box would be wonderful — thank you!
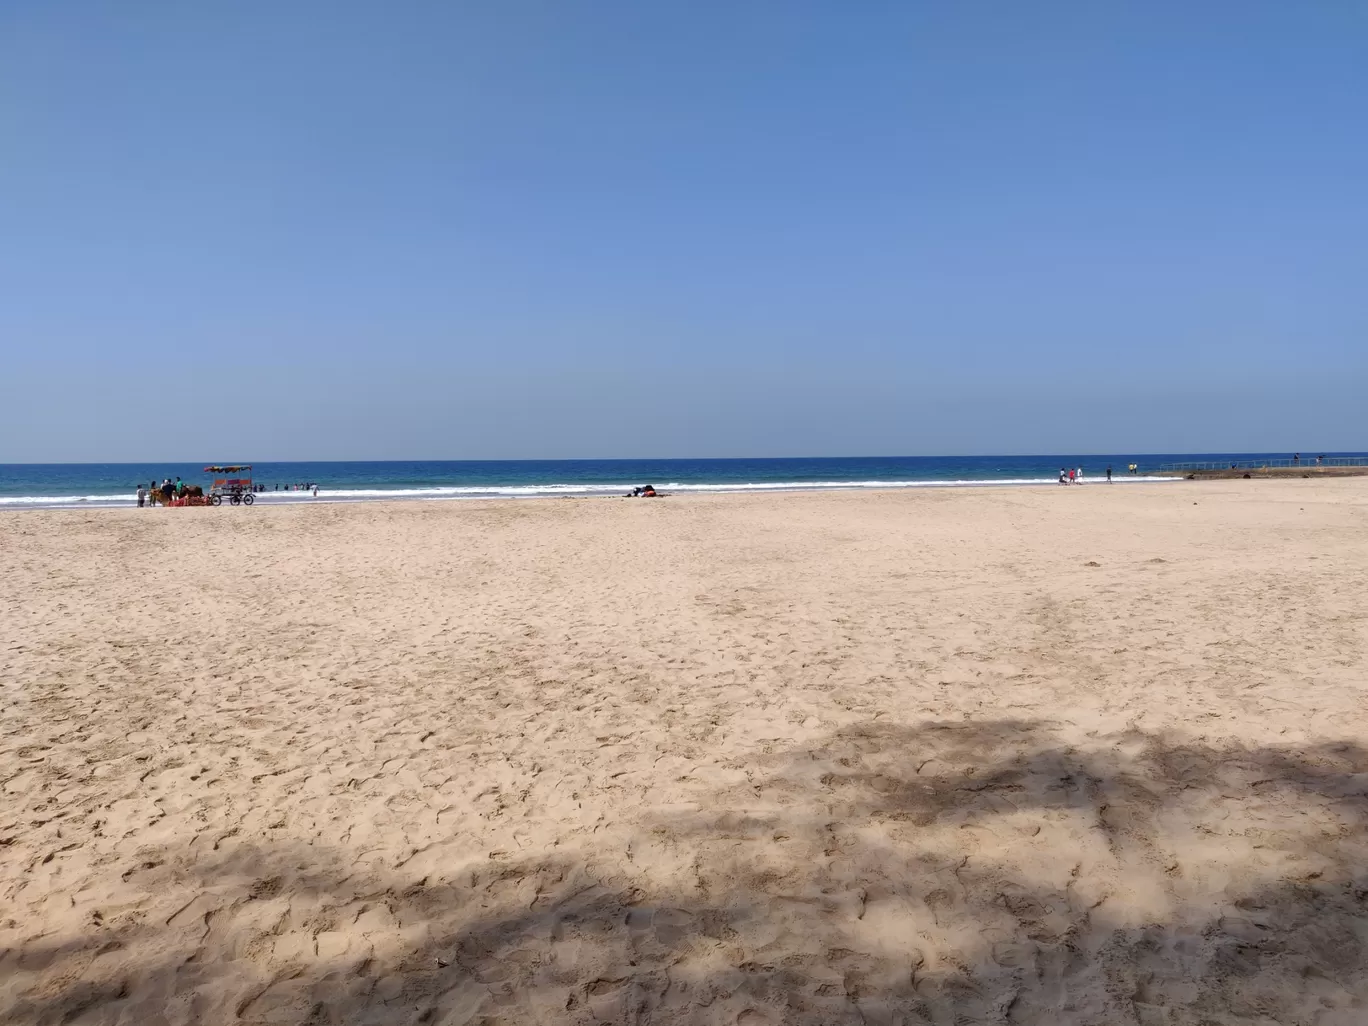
[3,480,1368,1025]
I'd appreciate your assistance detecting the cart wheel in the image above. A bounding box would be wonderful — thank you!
[211,494,221,506]
[243,492,255,505]
[230,494,241,505]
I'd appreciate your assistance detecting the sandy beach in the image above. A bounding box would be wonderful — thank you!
[3,480,1367,1025]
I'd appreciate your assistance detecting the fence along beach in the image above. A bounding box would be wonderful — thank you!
[1152,455,1368,479]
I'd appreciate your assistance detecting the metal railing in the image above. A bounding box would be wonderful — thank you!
[1156,457,1368,472]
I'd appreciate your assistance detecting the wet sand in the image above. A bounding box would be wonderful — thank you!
[3,480,1367,1025]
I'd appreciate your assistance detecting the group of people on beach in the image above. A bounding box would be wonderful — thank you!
[137,477,185,506]
[1059,465,1122,485]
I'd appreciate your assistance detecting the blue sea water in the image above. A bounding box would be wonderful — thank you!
[1,454,1361,509]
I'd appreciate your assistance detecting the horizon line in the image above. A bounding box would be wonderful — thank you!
[3,449,1363,467]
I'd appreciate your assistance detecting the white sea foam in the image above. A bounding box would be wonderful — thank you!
[281,475,1174,500]
[317,484,631,498]
[0,495,134,505]
[0,474,1171,508]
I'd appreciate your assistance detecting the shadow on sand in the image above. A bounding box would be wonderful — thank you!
[4,720,1367,1024]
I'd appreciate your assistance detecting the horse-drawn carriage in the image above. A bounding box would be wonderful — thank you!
[205,465,256,506]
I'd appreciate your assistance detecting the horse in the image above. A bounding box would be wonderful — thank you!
[150,485,202,505]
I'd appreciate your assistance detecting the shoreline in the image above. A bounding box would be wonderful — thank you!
[5,470,1362,521]
[11,455,1365,510]
[0,475,1185,511]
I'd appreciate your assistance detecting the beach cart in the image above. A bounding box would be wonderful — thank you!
[205,465,256,506]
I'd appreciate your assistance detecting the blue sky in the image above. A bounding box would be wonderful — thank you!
[2,2,1364,460]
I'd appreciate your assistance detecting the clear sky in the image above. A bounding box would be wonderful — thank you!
[2,2,1364,461]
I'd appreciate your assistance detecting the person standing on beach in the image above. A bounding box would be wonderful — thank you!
[137,485,145,508]
[1106,466,1112,483]
[1068,468,1076,484]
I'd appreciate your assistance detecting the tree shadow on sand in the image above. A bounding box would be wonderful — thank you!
[4,720,1367,1025]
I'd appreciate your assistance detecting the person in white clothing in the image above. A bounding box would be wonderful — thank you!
[1076,467,1084,484]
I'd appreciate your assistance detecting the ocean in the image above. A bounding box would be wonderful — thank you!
[1,454,1359,509]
